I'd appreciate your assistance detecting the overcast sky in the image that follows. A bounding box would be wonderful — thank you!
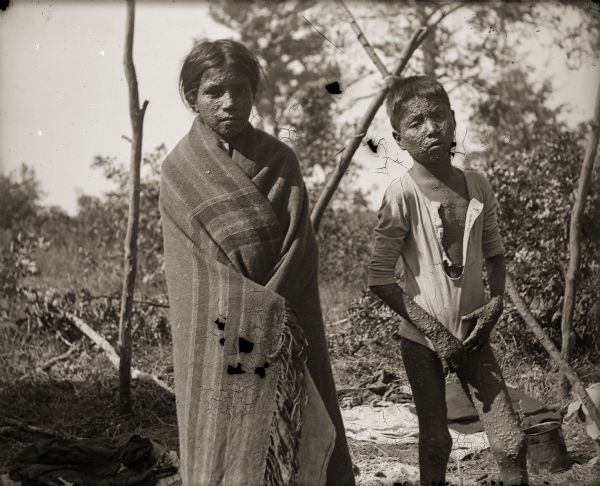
[1,1,598,213]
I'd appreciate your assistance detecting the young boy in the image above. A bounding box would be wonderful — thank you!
[368,76,528,485]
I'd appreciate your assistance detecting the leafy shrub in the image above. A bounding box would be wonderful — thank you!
[491,125,600,359]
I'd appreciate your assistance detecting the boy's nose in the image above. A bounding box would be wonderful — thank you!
[424,119,442,136]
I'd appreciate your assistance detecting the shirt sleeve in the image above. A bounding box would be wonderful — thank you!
[367,182,410,286]
[480,174,506,258]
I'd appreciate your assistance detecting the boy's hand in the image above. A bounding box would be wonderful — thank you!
[435,331,466,374]
[461,296,504,352]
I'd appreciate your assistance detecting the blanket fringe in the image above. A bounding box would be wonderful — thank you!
[263,305,308,486]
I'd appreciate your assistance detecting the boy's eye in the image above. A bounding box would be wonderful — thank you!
[205,88,223,97]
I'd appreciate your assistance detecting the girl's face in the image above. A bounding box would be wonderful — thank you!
[195,66,254,142]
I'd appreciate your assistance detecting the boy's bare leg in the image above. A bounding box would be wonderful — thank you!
[401,338,452,485]
[457,343,528,485]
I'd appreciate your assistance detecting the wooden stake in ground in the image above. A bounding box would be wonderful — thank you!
[119,0,149,414]
[506,275,600,435]
[310,3,461,233]
[559,79,600,396]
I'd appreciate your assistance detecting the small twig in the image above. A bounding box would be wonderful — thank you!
[302,14,343,52]
[80,294,169,309]
[19,346,78,380]
[41,346,77,371]
[1,417,71,439]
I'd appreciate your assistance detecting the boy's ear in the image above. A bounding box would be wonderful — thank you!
[392,130,405,150]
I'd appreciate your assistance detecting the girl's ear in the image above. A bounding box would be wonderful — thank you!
[392,130,405,150]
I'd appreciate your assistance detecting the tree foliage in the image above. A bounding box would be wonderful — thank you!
[209,0,343,180]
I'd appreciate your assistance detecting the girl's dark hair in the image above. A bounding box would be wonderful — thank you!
[179,39,261,111]
[386,75,451,127]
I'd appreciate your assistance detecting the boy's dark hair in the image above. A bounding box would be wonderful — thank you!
[386,76,451,128]
[179,39,261,111]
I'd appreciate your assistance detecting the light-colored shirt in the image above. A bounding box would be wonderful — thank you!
[367,169,505,351]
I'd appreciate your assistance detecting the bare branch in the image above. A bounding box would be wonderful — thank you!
[506,275,600,433]
[311,3,463,232]
[336,0,389,75]
[559,78,600,395]
[119,0,149,414]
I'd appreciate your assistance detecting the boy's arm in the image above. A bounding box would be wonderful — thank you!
[486,253,506,298]
[461,255,505,351]
[462,175,506,351]
[370,283,466,372]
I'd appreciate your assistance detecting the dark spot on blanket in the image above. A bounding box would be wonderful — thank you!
[219,337,225,347]
[255,361,270,378]
[325,81,342,94]
[214,317,226,330]
[239,337,254,353]
[227,363,244,375]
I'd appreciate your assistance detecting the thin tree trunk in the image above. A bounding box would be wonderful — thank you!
[310,3,461,233]
[506,275,600,434]
[119,0,149,414]
[560,79,600,396]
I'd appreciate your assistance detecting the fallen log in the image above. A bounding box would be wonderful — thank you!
[64,312,174,395]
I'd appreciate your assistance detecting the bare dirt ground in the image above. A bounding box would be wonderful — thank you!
[1,327,599,485]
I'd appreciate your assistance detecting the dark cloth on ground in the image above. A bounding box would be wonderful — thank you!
[8,434,172,486]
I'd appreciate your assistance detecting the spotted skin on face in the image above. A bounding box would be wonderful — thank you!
[195,67,254,144]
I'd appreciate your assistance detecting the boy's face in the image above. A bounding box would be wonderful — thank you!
[391,96,455,165]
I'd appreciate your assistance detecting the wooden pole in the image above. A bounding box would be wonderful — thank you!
[119,0,149,414]
[559,79,600,395]
[310,3,461,233]
[506,275,600,433]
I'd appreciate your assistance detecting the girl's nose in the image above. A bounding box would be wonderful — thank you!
[221,91,234,108]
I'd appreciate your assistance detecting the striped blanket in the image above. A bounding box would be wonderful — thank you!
[159,117,354,485]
